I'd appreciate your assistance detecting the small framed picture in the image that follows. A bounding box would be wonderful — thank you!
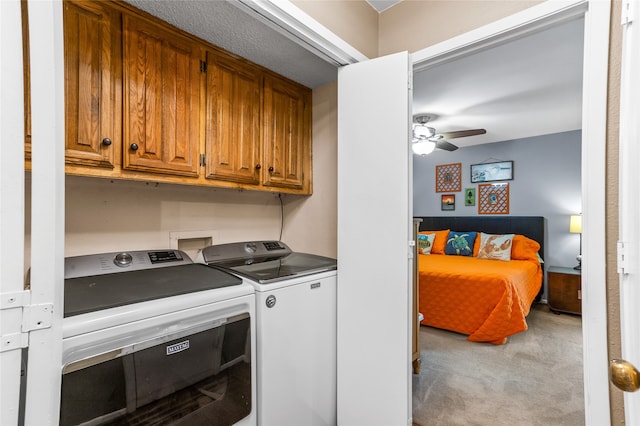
[464,188,476,206]
[478,183,510,214]
[436,163,462,192]
[441,194,455,211]
[470,161,514,183]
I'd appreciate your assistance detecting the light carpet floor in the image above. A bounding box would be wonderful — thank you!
[412,304,584,426]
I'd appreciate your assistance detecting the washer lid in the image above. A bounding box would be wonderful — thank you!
[210,252,337,284]
[64,264,242,317]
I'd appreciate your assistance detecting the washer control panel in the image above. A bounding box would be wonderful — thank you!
[65,250,191,279]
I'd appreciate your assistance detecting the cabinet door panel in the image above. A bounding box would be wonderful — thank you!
[205,52,261,184]
[263,76,310,190]
[123,16,200,177]
[63,0,117,168]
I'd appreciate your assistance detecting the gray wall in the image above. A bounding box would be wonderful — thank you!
[413,130,582,287]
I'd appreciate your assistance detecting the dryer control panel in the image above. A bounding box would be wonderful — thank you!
[200,241,291,264]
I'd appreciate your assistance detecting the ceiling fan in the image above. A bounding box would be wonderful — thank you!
[412,114,486,155]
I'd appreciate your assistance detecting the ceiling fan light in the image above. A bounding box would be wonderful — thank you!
[412,140,436,156]
[413,124,435,139]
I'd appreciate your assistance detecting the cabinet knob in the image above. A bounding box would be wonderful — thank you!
[255,164,261,170]
[101,137,112,146]
[268,166,274,173]
[130,143,139,151]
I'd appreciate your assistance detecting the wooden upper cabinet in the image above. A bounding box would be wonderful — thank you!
[263,76,311,191]
[63,0,118,168]
[122,15,202,177]
[204,51,262,184]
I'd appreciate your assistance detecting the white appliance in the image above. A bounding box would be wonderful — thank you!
[198,241,337,426]
[50,250,256,426]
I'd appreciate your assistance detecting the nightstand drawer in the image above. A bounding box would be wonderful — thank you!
[548,266,581,315]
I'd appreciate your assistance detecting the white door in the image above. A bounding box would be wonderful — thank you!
[614,0,640,423]
[337,52,412,426]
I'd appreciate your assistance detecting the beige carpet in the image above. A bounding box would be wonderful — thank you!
[412,304,584,426]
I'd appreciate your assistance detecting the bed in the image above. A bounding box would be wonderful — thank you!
[415,216,545,345]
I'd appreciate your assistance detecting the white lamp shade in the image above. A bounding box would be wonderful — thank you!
[569,215,582,234]
[413,124,435,139]
[412,140,436,156]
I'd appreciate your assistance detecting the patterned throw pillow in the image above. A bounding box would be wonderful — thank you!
[417,233,435,254]
[421,229,449,254]
[477,232,515,261]
[444,231,477,256]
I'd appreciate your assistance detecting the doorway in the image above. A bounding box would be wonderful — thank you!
[408,1,610,423]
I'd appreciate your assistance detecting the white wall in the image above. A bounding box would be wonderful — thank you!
[282,81,338,258]
[413,130,582,271]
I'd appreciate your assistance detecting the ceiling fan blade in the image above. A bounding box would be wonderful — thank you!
[435,139,458,151]
[439,129,486,139]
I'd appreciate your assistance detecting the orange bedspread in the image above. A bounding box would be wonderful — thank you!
[418,254,542,344]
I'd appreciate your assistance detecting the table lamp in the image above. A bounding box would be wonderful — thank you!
[570,214,582,270]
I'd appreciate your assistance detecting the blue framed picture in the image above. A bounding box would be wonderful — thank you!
[470,161,513,183]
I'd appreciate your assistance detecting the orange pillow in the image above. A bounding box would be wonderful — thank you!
[511,235,541,262]
[420,229,450,254]
[473,236,481,256]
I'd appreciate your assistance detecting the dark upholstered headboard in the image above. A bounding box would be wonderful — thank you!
[415,216,545,264]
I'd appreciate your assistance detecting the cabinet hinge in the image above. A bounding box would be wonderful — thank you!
[622,0,637,26]
[1,290,53,353]
[200,60,208,73]
[199,154,206,166]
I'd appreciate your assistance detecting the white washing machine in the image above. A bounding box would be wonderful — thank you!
[54,250,256,426]
[198,241,337,426]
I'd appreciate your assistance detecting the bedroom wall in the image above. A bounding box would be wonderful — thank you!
[413,130,582,274]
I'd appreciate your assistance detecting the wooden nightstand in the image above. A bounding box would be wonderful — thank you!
[547,266,582,315]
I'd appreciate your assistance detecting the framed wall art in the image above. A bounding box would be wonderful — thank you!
[436,163,462,192]
[441,194,455,211]
[478,183,509,215]
[464,188,476,206]
[470,161,513,183]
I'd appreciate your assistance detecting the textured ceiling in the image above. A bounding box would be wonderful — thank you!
[124,0,338,89]
[413,16,585,149]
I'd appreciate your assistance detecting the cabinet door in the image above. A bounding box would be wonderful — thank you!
[262,76,311,191]
[123,15,201,177]
[63,0,118,168]
[204,52,261,184]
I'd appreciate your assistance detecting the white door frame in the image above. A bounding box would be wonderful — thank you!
[411,1,611,424]
[0,1,28,424]
[1,1,66,424]
[617,0,640,422]
[23,1,66,424]
[0,1,67,425]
